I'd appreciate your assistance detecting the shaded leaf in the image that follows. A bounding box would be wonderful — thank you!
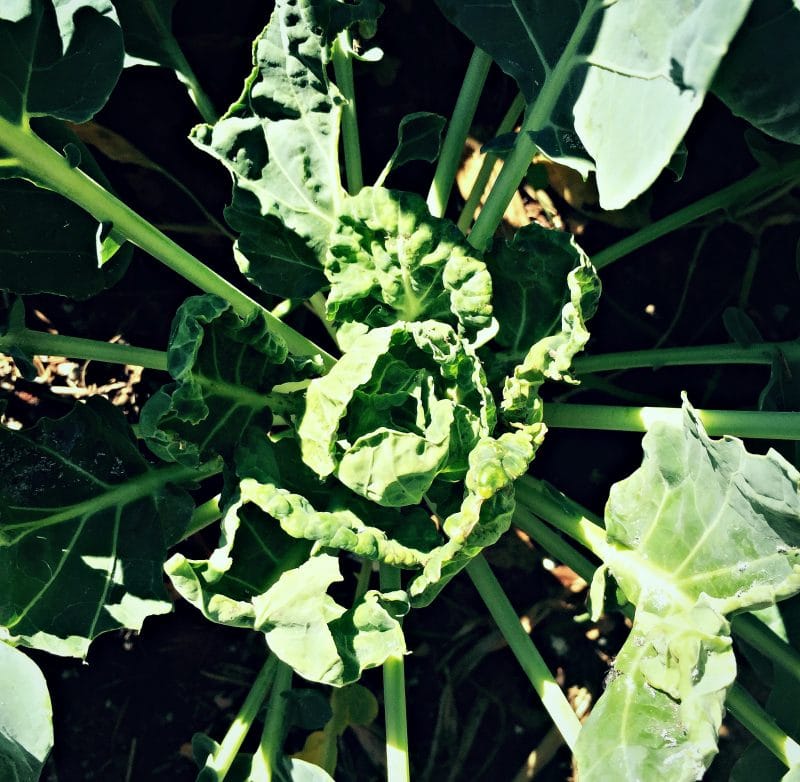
[388,112,446,169]
[0,0,123,124]
[225,189,326,300]
[575,400,800,781]
[0,398,196,657]
[713,0,800,145]
[0,643,53,782]
[0,120,131,298]
[324,187,493,337]
[140,294,317,467]
[113,0,180,70]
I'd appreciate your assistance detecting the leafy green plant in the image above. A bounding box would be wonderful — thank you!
[1,1,800,781]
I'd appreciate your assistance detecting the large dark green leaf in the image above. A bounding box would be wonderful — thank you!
[435,0,752,208]
[113,0,180,70]
[140,294,317,467]
[713,0,800,145]
[0,643,52,782]
[0,0,123,124]
[574,400,800,781]
[0,121,131,298]
[0,399,197,657]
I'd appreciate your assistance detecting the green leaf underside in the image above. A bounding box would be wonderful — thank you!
[575,401,800,781]
[324,187,493,337]
[0,643,53,782]
[140,294,314,467]
[713,0,800,145]
[0,120,131,298]
[434,0,752,208]
[390,112,447,168]
[191,0,345,290]
[0,399,194,657]
[0,0,123,125]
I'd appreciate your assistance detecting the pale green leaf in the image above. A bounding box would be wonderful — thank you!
[191,0,343,259]
[324,187,493,335]
[575,400,800,781]
[0,643,52,782]
[0,399,195,657]
[298,321,495,506]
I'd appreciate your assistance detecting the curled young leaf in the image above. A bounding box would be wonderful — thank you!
[140,294,318,467]
[324,187,493,337]
[299,320,495,507]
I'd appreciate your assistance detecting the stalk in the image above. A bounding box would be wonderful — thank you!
[592,160,800,270]
[426,47,492,218]
[0,329,168,371]
[726,684,800,768]
[0,116,332,366]
[573,341,800,374]
[380,564,410,782]
[180,495,223,542]
[467,0,602,251]
[171,51,218,125]
[466,555,582,749]
[203,655,279,781]
[543,403,800,440]
[457,92,526,234]
[332,31,364,194]
[251,660,294,782]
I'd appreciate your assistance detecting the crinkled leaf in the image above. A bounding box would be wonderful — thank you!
[487,222,594,368]
[435,0,752,209]
[0,643,53,782]
[388,112,446,169]
[0,398,194,657]
[254,554,408,686]
[140,294,313,467]
[575,400,800,781]
[713,0,800,145]
[501,255,600,427]
[324,187,493,336]
[299,321,495,506]
[0,120,131,298]
[191,0,343,260]
[0,0,123,124]
[225,189,327,300]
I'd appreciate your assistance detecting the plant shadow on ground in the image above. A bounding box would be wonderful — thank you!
[5,1,796,780]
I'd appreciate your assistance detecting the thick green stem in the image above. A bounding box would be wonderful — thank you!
[426,47,492,218]
[592,160,800,270]
[574,341,800,374]
[468,0,601,251]
[466,555,582,749]
[380,564,410,782]
[543,403,800,440]
[251,660,293,782]
[0,329,168,371]
[204,655,279,781]
[731,613,800,681]
[332,31,364,194]
[726,684,800,768]
[457,92,526,234]
[0,117,332,366]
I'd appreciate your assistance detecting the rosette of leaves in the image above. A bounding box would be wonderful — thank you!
[323,186,493,346]
[299,319,496,507]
